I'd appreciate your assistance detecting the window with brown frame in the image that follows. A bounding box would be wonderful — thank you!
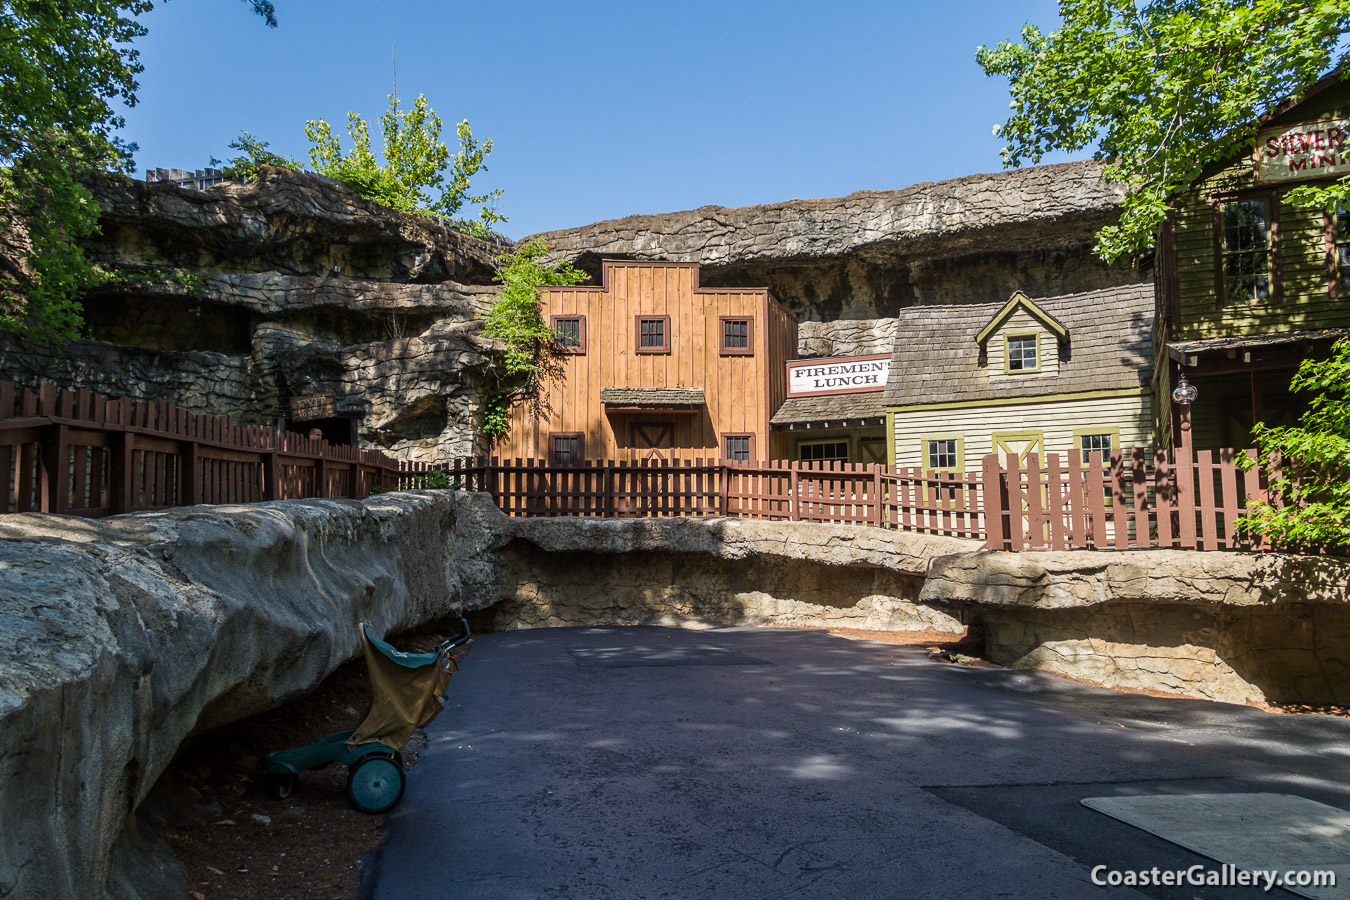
[550,315,586,354]
[1332,206,1350,297]
[1213,194,1278,305]
[635,315,671,354]
[719,316,754,355]
[549,432,584,464]
[723,433,754,462]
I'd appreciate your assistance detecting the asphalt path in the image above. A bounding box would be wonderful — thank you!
[360,626,1350,899]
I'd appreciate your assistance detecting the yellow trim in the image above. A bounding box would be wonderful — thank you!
[991,430,1045,464]
[920,433,964,472]
[1071,426,1122,464]
[886,410,896,467]
[1002,332,1042,375]
[975,290,1069,345]
[886,386,1149,414]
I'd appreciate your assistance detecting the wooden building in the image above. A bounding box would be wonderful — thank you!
[1157,74,1350,450]
[768,355,889,463]
[882,285,1156,473]
[496,260,798,462]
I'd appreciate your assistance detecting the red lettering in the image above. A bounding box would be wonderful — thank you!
[1331,127,1344,150]
[1266,137,1281,158]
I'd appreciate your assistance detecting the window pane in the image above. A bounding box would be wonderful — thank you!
[725,436,751,461]
[1080,433,1113,463]
[928,439,957,469]
[552,436,579,463]
[799,441,848,462]
[1220,199,1270,302]
[1008,336,1037,371]
[640,319,665,347]
[724,319,748,348]
[555,318,581,347]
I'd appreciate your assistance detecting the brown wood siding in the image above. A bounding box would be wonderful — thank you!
[496,261,797,462]
[1171,81,1350,341]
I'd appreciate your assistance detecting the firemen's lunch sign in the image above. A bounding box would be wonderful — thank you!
[786,354,891,397]
[1256,118,1350,182]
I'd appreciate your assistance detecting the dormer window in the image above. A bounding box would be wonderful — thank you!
[1005,334,1040,373]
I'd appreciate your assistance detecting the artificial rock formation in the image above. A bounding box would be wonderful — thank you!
[530,160,1135,327]
[0,495,973,900]
[0,168,504,463]
[920,549,1350,705]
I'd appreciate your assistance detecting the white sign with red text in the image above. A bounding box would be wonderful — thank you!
[786,354,890,397]
[1256,118,1350,182]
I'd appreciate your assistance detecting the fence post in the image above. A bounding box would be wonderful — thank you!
[789,462,799,521]
[179,440,201,506]
[871,464,882,527]
[39,424,69,513]
[109,430,135,515]
[982,454,1004,550]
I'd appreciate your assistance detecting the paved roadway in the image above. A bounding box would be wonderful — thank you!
[360,626,1350,899]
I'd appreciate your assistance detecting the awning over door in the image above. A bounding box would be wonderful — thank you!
[601,387,705,413]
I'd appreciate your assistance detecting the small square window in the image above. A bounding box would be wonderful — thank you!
[550,433,583,464]
[719,316,754,355]
[551,315,586,354]
[1006,335,1039,372]
[724,434,753,462]
[1079,432,1113,464]
[927,438,959,470]
[635,316,671,353]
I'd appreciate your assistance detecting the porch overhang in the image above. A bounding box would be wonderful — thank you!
[1167,328,1350,374]
[601,387,705,414]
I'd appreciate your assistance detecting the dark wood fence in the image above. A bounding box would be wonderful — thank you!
[982,447,1269,551]
[0,381,408,516]
[0,380,1275,552]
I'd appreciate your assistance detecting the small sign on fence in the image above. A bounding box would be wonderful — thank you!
[290,392,336,422]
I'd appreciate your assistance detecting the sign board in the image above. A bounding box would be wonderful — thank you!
[290,392,336,422]
[1255,118,1350,182]
[786,354,890,397]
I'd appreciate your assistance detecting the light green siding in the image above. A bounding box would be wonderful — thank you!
[987,308,1060,380]
[889,391,1153,474]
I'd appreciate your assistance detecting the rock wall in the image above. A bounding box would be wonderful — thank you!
[919,550,1350,705]
[0,497,972,900]
[530,160,1138,324]
[0,168,505,463]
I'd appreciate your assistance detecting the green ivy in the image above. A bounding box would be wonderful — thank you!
[482,237,588,379]
[480,390,512,440]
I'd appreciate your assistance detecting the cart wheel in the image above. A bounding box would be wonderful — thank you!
[266,772,298,801]
[347,755,404,814]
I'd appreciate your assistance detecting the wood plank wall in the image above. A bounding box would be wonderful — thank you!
[498,261,799,462]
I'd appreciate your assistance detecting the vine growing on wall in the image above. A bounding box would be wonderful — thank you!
[480,237,589,435]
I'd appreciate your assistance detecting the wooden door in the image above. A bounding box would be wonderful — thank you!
[992,430,1047,545]
[858,438,887,465]
[630,422,675,461]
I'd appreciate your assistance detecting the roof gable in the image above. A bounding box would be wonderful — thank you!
[974,291,1069,346]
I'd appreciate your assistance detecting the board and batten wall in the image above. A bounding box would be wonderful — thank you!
[888,389,1153,474]
[496,261,798,462]
[1169,81,1350,340]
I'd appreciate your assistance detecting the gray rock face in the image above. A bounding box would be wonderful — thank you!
[920,550,1350,704]
[529,160,1136,321]
[0,168,506,464]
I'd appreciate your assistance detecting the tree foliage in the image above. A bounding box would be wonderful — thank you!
[304,94,506,237]
[977,0,1350,261]
[0,0,276,341]
[1238,337,1350,552]
[217,131,302,181]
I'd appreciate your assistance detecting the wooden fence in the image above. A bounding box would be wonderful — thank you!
[0,379,1274,552]
[982,448,1269,552]
[0,381,411,516]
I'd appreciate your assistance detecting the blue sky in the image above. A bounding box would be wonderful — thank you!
[122,0,1072,239]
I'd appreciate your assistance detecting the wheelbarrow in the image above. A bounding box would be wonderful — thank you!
[259,618,472,814]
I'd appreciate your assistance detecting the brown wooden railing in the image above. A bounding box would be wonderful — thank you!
[982,448,1270,551]
[0,381,412,516]
[0,379,1274,552]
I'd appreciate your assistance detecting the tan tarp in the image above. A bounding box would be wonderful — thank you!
[346,633,453,752]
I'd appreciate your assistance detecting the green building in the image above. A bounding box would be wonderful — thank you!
[1157,73,1350,451]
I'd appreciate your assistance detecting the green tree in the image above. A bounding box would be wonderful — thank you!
[0,0,276,341]
[304,93,506,237]
[217,130,302,182]
[976,0,1350,262]
[1238,337,1350,551]
[481,238,588,432]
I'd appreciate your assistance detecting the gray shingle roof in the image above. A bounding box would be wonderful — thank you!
[770,392,886,425]
[600,387,705,407]
[880,282,1155,407]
